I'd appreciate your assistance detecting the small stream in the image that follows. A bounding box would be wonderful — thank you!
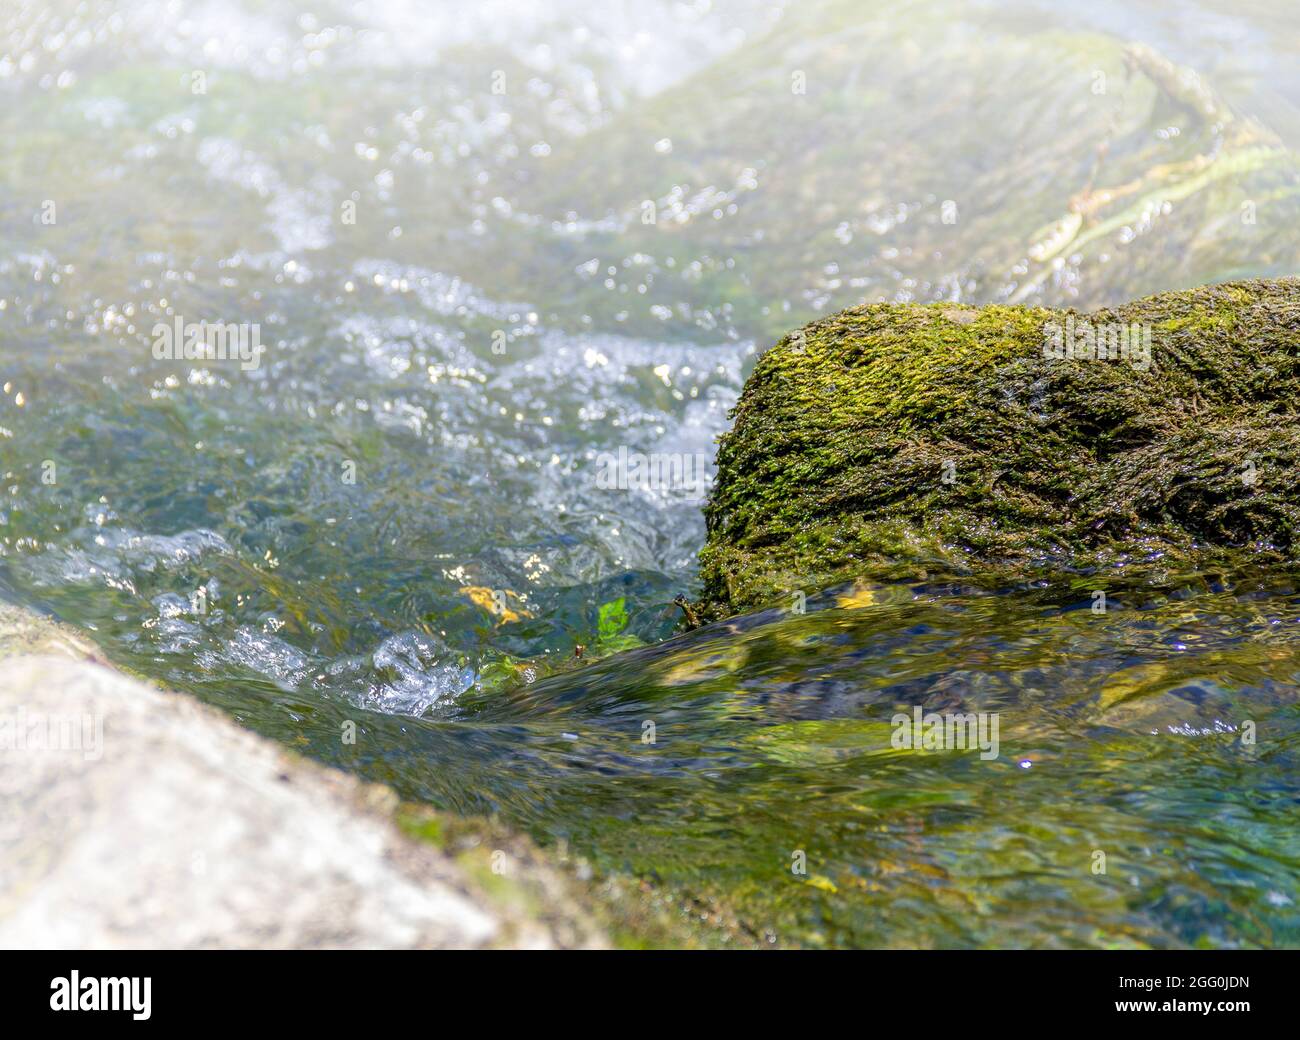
[2,0,1298,946]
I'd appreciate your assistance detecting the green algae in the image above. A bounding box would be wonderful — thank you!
[394,802,766,949]
[699,279,1300,617]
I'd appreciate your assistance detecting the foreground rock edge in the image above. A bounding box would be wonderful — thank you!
[0,602,615,949]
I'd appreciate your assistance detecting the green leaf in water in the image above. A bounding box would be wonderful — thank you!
[597,597,629,641]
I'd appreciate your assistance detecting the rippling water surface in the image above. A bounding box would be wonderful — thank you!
[2,0,1299,946]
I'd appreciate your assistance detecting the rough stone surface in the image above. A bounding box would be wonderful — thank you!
[0,605,605,949]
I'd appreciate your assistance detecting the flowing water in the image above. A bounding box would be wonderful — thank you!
[2,0,1299,947]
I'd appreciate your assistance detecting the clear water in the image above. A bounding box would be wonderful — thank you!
[2,0,1299,947]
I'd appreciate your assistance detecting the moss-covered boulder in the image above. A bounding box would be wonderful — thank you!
[699,278,1300,616]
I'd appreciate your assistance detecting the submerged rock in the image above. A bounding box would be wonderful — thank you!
[515,10,1299,343]
[699,278,1300,617]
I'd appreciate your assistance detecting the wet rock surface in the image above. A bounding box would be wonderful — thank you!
[700,278,1300,616]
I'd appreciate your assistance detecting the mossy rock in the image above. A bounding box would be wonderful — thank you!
[698,278,1300,617]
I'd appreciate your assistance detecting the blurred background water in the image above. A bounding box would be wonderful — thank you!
[1,0,1298,946]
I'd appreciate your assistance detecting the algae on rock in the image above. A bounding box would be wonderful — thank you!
[698,278,1300,617]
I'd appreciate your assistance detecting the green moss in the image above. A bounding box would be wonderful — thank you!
[699,278,1300,616]
[395,809,446,848]
[395,803,765,948]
